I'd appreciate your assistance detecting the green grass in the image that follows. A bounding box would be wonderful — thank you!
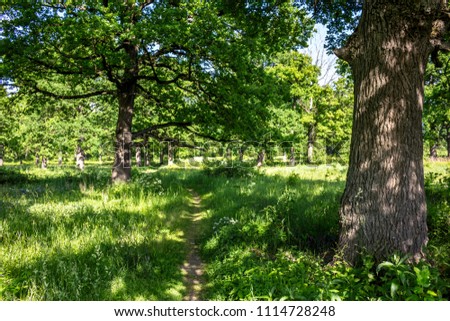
[0,165,192,300]
[0,162,449,301]
[182,163,450,300]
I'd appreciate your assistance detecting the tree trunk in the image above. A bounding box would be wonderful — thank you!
[76,145,85,170]
[334,0,436,263]
[112,88,134,182]
[135,147,142,167]
[226,147,232,160]
[41,156,47,169]
[257,149,265,167]
[0,144,4,166]
[159,144,164,166]
[447,127,450,158]
[168,142,174,166]
[430,143,439,160]
[239,146,245,162]
[143,135,150,166]
[290,146,296,166]
[35,153,40,167]
[307,124,315,164]
[111,40,138,183]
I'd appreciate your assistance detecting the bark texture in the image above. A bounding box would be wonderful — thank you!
[112,88,134,182]
[334,0,444,263]
[111,41,138,183]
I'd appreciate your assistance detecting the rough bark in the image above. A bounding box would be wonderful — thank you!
[35,154,40,167]
[112,87,134,182]
[334,0,441,263]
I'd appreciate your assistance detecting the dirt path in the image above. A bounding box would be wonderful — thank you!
[181,189,205,301]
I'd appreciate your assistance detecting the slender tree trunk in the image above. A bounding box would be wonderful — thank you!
[290,146,296,166]
[135,147,142,167]
[307,124,315,164]
[447,127,450,158]
[41,156,47,169]
[76,145,85,170]
[239,146,245,162]
[0,144,4,166]
[257,149,265,167]
[226,147,232,160]
[168,142,175,166]
[430,143,439,160]
[334,0,437,263]
[159,144,164,166]
[143,135,150,166]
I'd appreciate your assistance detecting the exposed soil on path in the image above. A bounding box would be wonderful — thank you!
[181,189,205,301]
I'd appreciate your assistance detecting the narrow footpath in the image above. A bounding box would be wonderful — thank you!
[181,189,205,301]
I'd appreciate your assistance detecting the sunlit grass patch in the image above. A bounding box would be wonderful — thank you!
[0,166,192,300]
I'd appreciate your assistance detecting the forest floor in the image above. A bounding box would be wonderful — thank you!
[181,189,205,301]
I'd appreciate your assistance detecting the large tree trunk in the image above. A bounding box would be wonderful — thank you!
[334,0,438,263]
[112,88,134,182]
[111,39,138,183]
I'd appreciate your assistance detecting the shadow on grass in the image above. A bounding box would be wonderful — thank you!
[177,168,345,257]
[0,166,193,301]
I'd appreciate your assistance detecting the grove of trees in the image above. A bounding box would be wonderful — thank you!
[1,0,449,265]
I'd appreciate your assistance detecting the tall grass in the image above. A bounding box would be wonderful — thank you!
[1,162,448,301]
[0,165,191,300]
[182,163,450,300]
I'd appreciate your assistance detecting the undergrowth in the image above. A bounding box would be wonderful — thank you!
[0,163,448,301]
[0,165,190,300]
[185,164,450,301]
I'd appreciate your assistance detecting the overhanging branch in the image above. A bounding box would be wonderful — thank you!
[31,83,115,100]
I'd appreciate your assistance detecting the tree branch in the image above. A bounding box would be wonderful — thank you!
[27,57,84,75]
[30,83,115,100]
[133,122,193,138]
